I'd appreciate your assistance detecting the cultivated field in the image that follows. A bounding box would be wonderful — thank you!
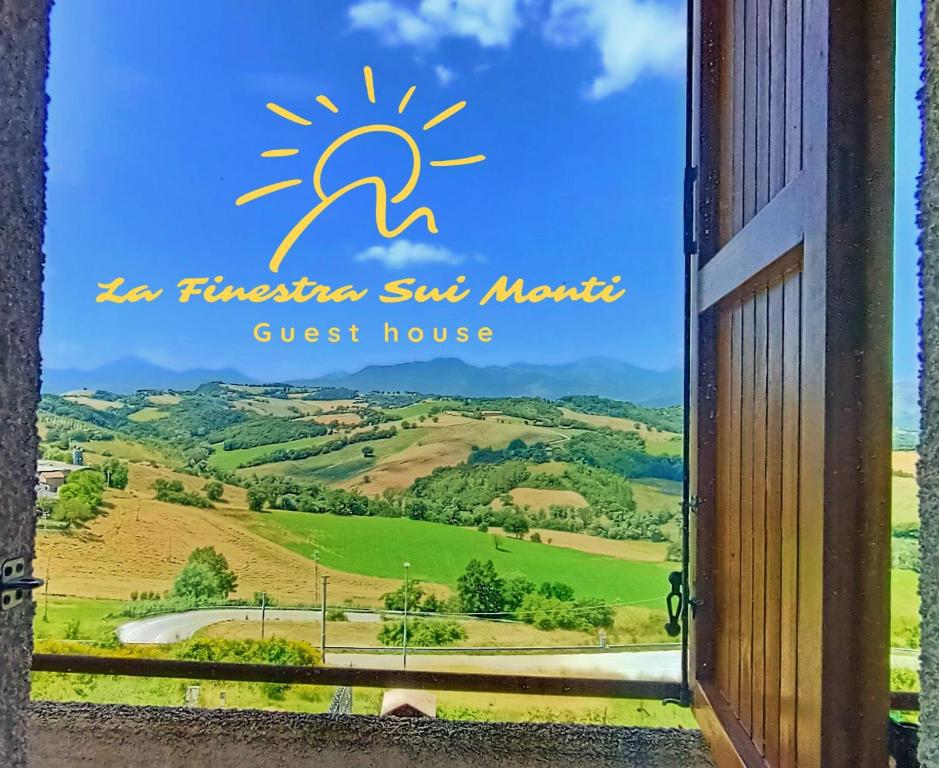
[245,511,670,604]
[559,408,683,456]
[35,463,407,606]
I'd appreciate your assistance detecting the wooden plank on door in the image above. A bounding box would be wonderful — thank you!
[779,268,801,767]
[739,297,755,731]
[732,0,746,232]
[716,309,734,696]
[751,287,769,752]
[769,0,787,195]
[763,276,785,765]
[728,302,744,708]
[784,0,803,183]
[743,0,758,222]
[756,0,772,209]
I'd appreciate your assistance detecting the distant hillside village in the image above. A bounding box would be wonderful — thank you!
[35,448,84,499]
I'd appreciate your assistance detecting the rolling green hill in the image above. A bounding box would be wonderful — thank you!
[247,511,672,604]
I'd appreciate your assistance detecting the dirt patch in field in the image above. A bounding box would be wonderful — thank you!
[63,395,122,411]
[893,450,918,475]
[35,463,408,607]
[293,398,358,411]
[147,394,181,406]
[344,441,473,495]
[510,528,668,562]
[310,413,362,426]
[559,408,682,453]
[342,419,565,495]
[500,488,588,511]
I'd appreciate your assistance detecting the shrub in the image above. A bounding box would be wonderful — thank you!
[204,480,224,501]
[100,458,129,489]
[59,470,105,511]
[52,498,95,527]
[153,478,213,508]
[378,619,467,647]
[247,487,267,512]
[172,546,238,600]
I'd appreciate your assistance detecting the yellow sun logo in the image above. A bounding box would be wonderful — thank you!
[236,65,486,273]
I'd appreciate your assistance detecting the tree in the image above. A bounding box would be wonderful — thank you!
[52,497,95,527]
[361,445,375,458]
[59,469,105,511]
[538,581,575,602]
[247,487,267,512]
[173,546,237,600]
[381,580,426,612]
[100,458,129,489]
[456,559,505,615]
[204,480,224,501]
[503,513,530,539]
[173,562,224,601]
[378,618,466,647]
[502,573,536,611]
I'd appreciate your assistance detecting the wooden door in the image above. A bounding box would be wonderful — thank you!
[686,0,894,765]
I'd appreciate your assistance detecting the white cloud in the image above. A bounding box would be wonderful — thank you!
[544,0,685,98]
[355,240,466,268]
[434,64,456,85]
[348,0,684,99]
[348,0,521,47]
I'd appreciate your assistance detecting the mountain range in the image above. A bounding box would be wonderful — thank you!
[43,356,683,405]
[42,356,921,423]
[296,357,683,405]
[41,358,252,395]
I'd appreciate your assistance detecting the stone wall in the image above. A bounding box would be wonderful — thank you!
[26,702,713,768]
[0,2,49,767]
[919,0,938,763]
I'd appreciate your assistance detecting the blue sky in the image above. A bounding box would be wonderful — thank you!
[43,0,919,384]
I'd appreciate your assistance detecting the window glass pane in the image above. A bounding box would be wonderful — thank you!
[36,0,688,725]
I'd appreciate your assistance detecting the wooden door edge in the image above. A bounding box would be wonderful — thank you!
[693,680,768,768]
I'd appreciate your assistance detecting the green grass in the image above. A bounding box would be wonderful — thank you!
[240,427,430,483]
[891,569,920,632]
[247,512,670,603]
[128,407,167,423]
[384,399,463,421]
[82,438,179,466]
[631,479,682,515]
[209,433,338,472]
[644,435,684,457]
[892,474,919,525]
[33,596,125,643]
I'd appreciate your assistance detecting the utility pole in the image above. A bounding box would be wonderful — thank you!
[313,551,319,605]
[320,575,328,662]
[42,555,50,623]
[402,561,411,670]
[260,592,267,640]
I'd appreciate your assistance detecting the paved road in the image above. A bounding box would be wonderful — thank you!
[116,610,919,683]
[327,650,683,681]
[116,608,378,644]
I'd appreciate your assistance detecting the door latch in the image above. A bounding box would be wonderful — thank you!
[1,557,44,612]
[664,570,683,637]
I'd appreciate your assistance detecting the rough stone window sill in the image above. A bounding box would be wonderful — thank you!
[28,701,714,768]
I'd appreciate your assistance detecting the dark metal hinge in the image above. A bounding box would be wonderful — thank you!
[1,557,44,612]
[664,571,683,637]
